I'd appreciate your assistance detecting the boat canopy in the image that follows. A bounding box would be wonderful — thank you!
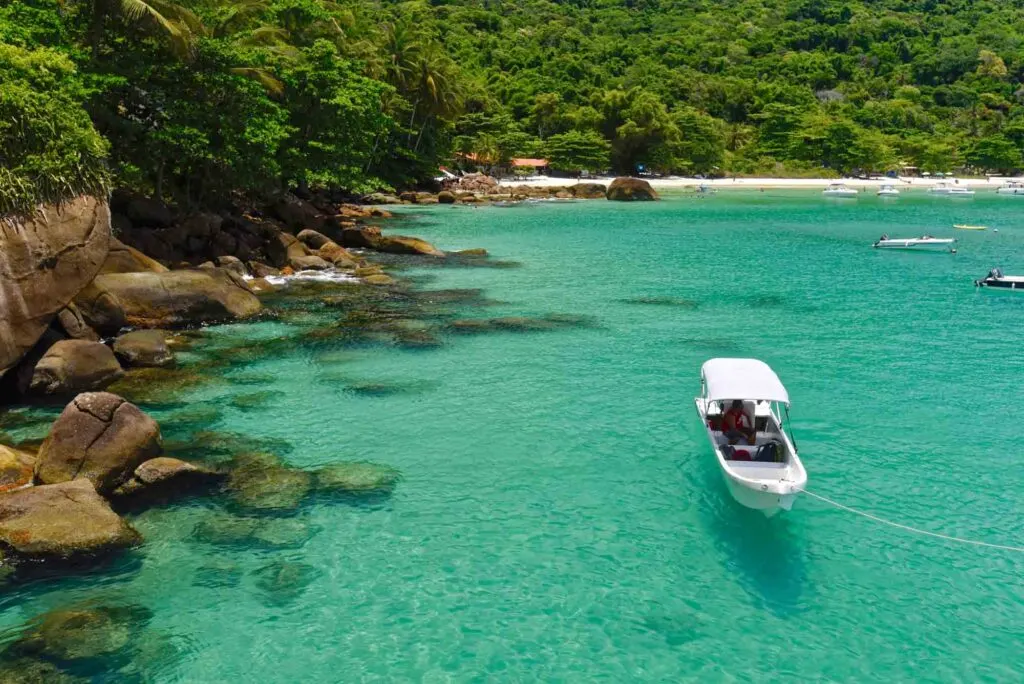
[701,358,790,404]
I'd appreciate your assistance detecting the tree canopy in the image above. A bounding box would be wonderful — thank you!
[5,0,1024,214]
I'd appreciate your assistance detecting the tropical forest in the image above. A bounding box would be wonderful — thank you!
[5,0,1024,211]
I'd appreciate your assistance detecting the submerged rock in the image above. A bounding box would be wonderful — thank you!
[112,330,175,368]
[606,177,659,201]
[252,559,322,605]
[229,391,284,411]
[193,512,317,549]
[0,480,140,559]
[105,366,219,406]
[226,452,312,511]
[35,392,162,494]
[28,341,124,397]
[313,462,400,494]
[623,296,699,308]
[0,657,84,683]
[11,602,151,663]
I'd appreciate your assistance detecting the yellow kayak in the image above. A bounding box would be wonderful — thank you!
[953,224,987,231]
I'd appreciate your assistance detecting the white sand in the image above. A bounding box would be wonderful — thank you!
[498,175,1014,189]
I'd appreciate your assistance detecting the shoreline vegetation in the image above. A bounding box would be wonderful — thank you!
[499,175,1017,190]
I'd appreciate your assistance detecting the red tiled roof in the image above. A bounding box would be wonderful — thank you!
[511,158,549,167]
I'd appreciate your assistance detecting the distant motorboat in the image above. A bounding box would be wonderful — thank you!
[953,224,987,231]
[823,183,858,198]
[996,181,1024,195]
[877,184,900,197]
[929,181,975,196]
[873,234,957,252]
[975,268,1024,289]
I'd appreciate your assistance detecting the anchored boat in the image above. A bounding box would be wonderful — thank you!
[975,268,1024,289]
[823,183,858,198]
[996,181,1024,195]
[873,234,957,252]
[929,181,975,196]
[694,359,807,517]
[877,184,901,197]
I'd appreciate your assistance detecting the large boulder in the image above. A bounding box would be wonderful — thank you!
[271,194,323,231]
[112,330,174,368]
[99,238,168,275]
[265,232,310,268]
[0,196,110,377]
[295,229,332,250]
[606,177,659,201]
[112,191,173,228]
[0,479,141,559]
[437,190,456,204]
[35,392,162,495]
[29,340,124,396]
[339,226,444,257]
[571,183,608,199]
[74,269,261,334]
[112,456,222,500]
[317,241,358,269]
[55,303,99,341]
[289,255,331,271]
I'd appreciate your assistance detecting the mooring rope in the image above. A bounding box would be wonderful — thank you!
[803,490,1024,553]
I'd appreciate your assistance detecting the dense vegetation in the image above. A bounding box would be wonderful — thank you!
[4,0,1024,213]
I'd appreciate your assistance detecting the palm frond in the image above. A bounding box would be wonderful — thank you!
[230,67,285,97]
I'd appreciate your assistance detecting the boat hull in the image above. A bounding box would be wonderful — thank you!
[721,472,799,516]
[976,278,1024,289]
[873,239,955,251]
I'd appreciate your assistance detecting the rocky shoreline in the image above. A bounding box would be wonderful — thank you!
[0,177,632,677]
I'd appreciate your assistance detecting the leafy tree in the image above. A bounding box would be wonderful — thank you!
[0,43,109,215]
[968,135,1022,173]
[545,130,611,175]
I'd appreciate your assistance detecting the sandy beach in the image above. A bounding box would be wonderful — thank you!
[499,175,1015,189]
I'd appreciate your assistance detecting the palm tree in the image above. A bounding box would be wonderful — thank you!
[84,0,204,58]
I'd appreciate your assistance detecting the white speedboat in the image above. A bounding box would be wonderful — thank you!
[996,181,1024,195]
[877,184,900,197]
[873,234,957,251]
[929,181,975,196]
[694,359,807,517]
[975,268,1024,289]
[823,183,858,197]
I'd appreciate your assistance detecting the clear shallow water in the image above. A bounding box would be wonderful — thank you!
[2,190,1024,680]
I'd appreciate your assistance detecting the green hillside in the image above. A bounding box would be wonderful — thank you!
[3,0,1024,213]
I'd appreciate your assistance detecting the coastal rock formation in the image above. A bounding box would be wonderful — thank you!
[55,303,100,341]
[11,604,146,662]
[113,456,221,500]
[317,241,359,268]
[112,330,175,368]
[266,232,310,268]
[215,255,246,276]
[272,194,324,231]
[437,190,456,204]
[74,269,261,334]
[606,177,659,201]
[452,173,499,193]
[29,340,124,396]
[571,183,608,199]
[289,255,331,271]
[0,196,110,377]
[35,392,162,495]
[100,238,168,275]
[0,479,141,558]
[339,226,445,257]
[0,445,34,493]
[296,229,332,250]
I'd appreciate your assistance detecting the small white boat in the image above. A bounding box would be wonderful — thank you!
[877,184,900,197]
[694,359,807,517]
[929,181,975,196]
[823,183,858,198]
[975,268,1024,289]
[996,181,1024,195]
[873,234,957,251]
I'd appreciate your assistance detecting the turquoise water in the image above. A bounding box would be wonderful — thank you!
[3,190,1024,680]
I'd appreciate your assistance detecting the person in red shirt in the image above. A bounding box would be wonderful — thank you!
[722,399,756,445]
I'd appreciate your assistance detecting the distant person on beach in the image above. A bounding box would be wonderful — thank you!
[722,400,756,445]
